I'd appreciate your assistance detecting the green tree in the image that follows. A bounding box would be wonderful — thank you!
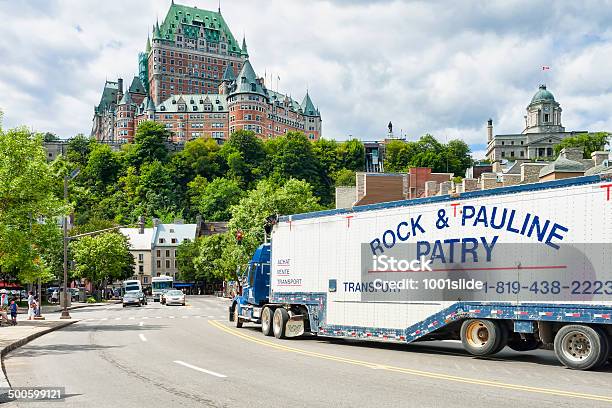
[136,160,178,218]
[127,121,170,168]
[384,140,417,172]
[333,168,356,186]
[554,132,609,158]
[225,178,322,278]
[43,132,60,142]
[337,138,365,171]
[0,127,64,283]
[267,132,329,202]
[67,134,94,167]
[176,238,199,282]
[69,232,133,299]
[189,177,244,221]
[81,143,121,195]
[220,130,267,187]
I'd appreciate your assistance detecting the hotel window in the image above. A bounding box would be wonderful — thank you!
[166,260,170,268]
[166,250,170,257]
[156,260,161,268]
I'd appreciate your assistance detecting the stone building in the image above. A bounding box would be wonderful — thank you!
[486,85,587,162]
[92,2,321,144]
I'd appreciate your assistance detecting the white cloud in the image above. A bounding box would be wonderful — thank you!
[1,0,611,150]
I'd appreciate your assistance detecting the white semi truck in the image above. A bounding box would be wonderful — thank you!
[231,174,612,370]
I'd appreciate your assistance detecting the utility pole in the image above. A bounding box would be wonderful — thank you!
[60,173,70,319]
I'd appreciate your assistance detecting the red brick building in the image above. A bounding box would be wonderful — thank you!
[92,2,322,144]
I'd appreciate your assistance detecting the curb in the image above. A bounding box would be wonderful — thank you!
[0,320,77,390]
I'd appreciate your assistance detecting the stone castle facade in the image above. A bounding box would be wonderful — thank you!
[92,2,322,144]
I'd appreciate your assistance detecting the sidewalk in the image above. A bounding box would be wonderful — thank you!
[0,319,77,389]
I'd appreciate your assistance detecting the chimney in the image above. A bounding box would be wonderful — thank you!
[117,78,124,104]
[487,118,493,142]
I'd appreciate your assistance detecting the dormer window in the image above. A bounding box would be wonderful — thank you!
[193,106,198,111]
[251,83,256,92]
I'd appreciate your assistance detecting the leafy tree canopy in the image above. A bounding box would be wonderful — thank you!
[0,127,64,282]
[554,132,609,158]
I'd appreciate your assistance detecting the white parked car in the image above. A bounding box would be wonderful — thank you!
[163,290,186,306]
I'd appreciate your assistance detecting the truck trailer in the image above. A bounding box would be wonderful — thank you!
[230,174,612,370]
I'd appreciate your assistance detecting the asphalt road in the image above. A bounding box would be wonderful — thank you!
[3,296,612,408]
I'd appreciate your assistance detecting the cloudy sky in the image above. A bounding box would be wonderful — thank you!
[2,0,612,158]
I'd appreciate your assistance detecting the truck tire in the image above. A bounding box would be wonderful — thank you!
[492,321,509,354]
[460,319,505,356]
[273,308,289,339]
[234,308,243,328]
[593,326,610,369]
[261,306,274,336]
[554,325,607,370]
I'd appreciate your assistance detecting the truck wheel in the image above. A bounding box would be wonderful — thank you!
[492,321,509,354]
[507,335,541,352]
[234,308,243,328]
[273,308,289,339]
[261,306,274,336]
[593,327,610,369]
[554,325,607,370]
[460,319,505,356]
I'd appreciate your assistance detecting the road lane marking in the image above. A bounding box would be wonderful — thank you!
[100,318,108,321]
[129,317,135,320]
[139,321,144,327]
[169,316,175,319]
[182,316,189,319]
[139,334,147,342]
[208,320,612,403]
[173,360,227,378]
[114,317,121,320]
[142,316,149,319]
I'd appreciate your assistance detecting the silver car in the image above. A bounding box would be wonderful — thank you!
[163,290,186,306]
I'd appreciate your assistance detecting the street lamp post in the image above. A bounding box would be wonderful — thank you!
[60,173,70,319]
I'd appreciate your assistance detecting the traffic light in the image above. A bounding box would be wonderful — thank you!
[236,230,243,244]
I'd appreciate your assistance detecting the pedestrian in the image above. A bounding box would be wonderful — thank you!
[0,290,10,325]
[51,289,58,304]
[9,299,17,325]
[27,291,35,320]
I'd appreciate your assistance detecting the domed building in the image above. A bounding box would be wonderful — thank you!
[486,84,587,162]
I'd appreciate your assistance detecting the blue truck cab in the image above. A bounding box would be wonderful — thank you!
[229,244,271,326]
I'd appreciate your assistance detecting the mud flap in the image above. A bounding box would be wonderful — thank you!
[286,315,305,337]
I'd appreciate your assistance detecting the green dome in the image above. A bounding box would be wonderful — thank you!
[531,84,555,104]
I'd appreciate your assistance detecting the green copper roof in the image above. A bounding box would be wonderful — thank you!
[539,156,585,177]
[531,84,556,104]
[222,64,235,82]
[146,35,151,53]
[95,81,118,113]
[158,3,242,54]
[301,92,319,116]
[269,90,301,111]
[241,36,248,58]
[128,76,146,94]
[119,91,133,105]
[230,59,266,96]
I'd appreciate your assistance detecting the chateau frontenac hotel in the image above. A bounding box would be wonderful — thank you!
[91,2,322,144]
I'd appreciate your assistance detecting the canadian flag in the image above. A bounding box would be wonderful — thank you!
[542,66,551,70]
